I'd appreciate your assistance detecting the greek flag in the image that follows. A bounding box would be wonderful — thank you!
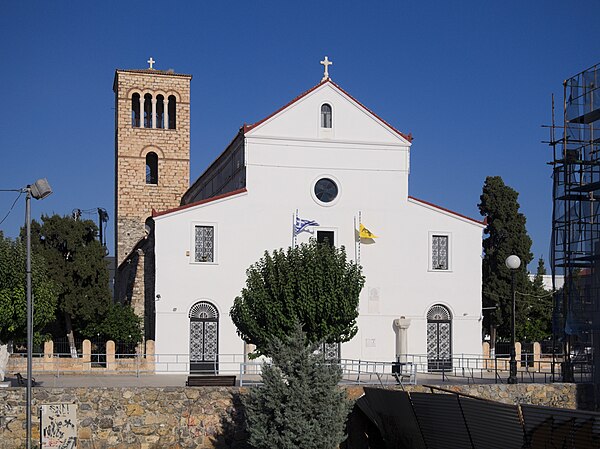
[295,216,319,235]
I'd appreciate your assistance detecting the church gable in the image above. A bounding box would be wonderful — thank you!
[245,81,411,145]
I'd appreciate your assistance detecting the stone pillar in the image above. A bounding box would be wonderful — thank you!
[533,341,541,371]
[82,340,91,363]
[244,342,257,374]
[482,342,490,369]
[106,340,116,371]
[515,342,522,372]
[43,340,53,359]
[0,344,9,382]
[164,98,169,129]
[151,98,157,128]
[43,340,53,372]
[393,317,411,362]
[145,340,155,373]
[139,97,144,127]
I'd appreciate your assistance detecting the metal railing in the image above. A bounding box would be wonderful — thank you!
[7,352,593,384]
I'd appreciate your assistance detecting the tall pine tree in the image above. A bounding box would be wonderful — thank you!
[479,176,533,342]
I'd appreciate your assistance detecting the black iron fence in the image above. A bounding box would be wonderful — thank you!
[7,338,141,359]
[8,340,43,354]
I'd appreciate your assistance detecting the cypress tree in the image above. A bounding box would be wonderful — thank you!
[479,176,533,341]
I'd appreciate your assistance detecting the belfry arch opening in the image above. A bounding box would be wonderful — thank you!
[131,93,141,127]
[143,93,152,128]
[168,95,176,129]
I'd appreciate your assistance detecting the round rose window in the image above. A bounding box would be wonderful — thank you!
[314,178,338,203]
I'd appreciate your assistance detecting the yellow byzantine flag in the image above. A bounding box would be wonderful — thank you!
[359,223,378,239]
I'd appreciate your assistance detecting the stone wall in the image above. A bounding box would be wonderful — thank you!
[0,383,590,449]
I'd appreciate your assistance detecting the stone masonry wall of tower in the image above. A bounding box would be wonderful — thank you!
[114,70,191,267]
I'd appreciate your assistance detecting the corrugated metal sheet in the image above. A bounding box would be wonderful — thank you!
[362,388,426,449]
[410,392,473,449]
[521,404,600,449]
[354,389,600,449]
[459,397,524,449]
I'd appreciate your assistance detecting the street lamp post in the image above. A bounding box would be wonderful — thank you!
[24,178,52,449]
[505,254,521,385]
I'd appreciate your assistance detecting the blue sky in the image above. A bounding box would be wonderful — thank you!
[1,1,599,270]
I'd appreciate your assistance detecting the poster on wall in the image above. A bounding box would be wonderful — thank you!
[40,403,77,449]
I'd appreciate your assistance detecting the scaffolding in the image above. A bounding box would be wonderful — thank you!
[550,62,600,383]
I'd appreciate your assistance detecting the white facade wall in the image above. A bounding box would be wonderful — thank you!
[154,81,484,369]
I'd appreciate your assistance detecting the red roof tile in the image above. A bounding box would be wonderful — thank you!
[152,188,247,218]
[408,196,485,225]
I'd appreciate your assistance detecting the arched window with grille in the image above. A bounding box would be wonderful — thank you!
[321,103,332,128]
[189,301,219,373]
[146,152,158,184]
[427,304,452,372]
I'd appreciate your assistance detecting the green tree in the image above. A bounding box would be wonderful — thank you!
[82,303,142,343]
[230,240,365,356]
[242,324,351,449]
[0,232,57,343]
[520,257,553,341]
[26,215,112,344]
[479,176,533,342]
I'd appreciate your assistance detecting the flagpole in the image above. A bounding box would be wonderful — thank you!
[358,211,362,264]
[354,215,358,263]
[293,210,297,248]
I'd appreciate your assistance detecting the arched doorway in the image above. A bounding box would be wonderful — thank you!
[189,301,219,373]
[427,304,452,372]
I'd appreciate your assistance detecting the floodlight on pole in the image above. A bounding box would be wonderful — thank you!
[29,178,53,200]
[505,254,521,385]
[25,178,52,449]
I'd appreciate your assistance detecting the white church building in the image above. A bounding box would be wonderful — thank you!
[143,60,485,372]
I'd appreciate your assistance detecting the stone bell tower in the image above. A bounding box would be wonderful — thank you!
[113,59,191,332]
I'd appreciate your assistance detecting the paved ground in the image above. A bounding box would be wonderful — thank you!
[4,373,190,388]
[0,371,538,388]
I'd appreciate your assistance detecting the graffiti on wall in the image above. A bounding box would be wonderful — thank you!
[41,403,77,449]
[0,403,16,432]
